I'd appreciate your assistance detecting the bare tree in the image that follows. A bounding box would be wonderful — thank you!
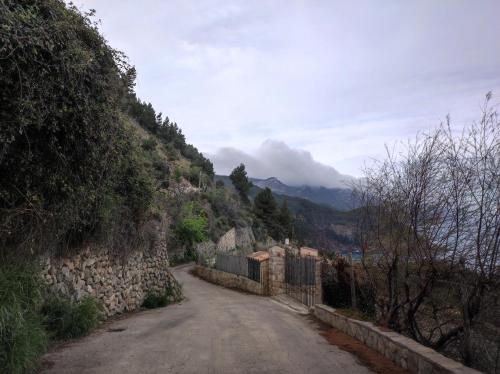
[354,93,499,370]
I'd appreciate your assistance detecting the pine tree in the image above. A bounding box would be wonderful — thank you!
[253,188,281,239]
[229,164,252,203]
[277,199,293,240]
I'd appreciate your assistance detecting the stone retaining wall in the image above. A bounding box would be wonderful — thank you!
[314,304,480,374]
[193,265,266,295]
[40,224,177,317]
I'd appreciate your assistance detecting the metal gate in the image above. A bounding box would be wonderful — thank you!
[284,255,317,306]
[247,258,261,283]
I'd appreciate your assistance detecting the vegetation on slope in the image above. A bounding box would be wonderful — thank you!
[0,0,151,256]
[0,1,223,372]
[216,175,356,250]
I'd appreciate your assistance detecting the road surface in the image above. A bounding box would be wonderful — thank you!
[42,264,372,374]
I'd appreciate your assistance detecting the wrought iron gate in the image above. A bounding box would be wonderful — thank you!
[247,258,261,283]
[284,255,317,306]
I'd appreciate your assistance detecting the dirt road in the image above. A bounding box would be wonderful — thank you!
[42,265,373,374]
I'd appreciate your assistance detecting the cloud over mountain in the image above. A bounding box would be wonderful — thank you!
[210,140,354,188]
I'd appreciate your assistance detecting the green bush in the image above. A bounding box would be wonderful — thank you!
[141,137,157,151]
[0,262,47,374]
[174,167,182,183]
[0,307,47,374]
[0,1,153,255]
[142,281,183,309]
[142,293,169,309]
[41,297,102,340]
[175,216,207,246]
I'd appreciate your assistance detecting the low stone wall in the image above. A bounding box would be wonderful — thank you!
[314,304,480,374]
[40,246,176,316]
[193,265,265,295]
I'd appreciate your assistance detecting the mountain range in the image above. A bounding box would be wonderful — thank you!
[250,177,357,211]
[215,175,359,251]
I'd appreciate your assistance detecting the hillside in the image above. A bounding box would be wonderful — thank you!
[215,175,357,251]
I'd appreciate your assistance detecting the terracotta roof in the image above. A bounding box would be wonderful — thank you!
[299,247,318,257]
[247,251,270,262]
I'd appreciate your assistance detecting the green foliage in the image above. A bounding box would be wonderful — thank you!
[142,281,183,308]
[277,199,293,239]
[41,296,102,340]
[230,164,252,203]
[174,167,182,183]
[0,1,153,254]
[142,293,169,309]
[169,248,199,266]
[187,166,202,187]
[175,217,208,247]
[253,188,281,239]
[0,308,47,374]
[126,96,214,177]
[173,201,208,252]
[203,187,252,240]
[141,137,158,151]
[0,262,47,374]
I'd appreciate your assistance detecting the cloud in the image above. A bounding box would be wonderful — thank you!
[75,0,500,177]
[210,140,355,188]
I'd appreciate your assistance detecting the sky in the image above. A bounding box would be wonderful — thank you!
[74,0,500,185]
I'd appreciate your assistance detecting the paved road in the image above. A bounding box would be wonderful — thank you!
[42,265,372,374]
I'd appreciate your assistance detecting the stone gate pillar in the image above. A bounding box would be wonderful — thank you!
[268,246,285,296]
[315,258,322,305]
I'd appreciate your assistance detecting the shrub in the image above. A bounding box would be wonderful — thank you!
[0,307,47,374]
[41,297,103,340]
[0,262,46,374]
[142,293,169,309]
[141,137,157,151]
[175,216,207,247]
[142,281,182,309]
[0,1,153,255]
[174,167,182,183]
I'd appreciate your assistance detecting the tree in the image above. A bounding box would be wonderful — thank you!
[254,188,280,239]
[354,93,499,368]
[229,164,252,203]
[277,199,293,240]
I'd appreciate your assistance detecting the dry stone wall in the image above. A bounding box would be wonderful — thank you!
[40,218,177,317]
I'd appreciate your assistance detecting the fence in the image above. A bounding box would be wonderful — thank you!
[248,258,261,283]
[284,255,317,306]
[320,259,375,317]
[215,253,248,277]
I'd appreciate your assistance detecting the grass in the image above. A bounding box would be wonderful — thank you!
[0,262,47,374]
[41,296,103,340]
[0,261,104,373]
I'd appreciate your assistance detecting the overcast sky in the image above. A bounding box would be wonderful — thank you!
[75,0,500,183]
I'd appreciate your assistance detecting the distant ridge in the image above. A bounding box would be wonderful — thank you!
[250,177,357,212]
[214,174,358,251]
